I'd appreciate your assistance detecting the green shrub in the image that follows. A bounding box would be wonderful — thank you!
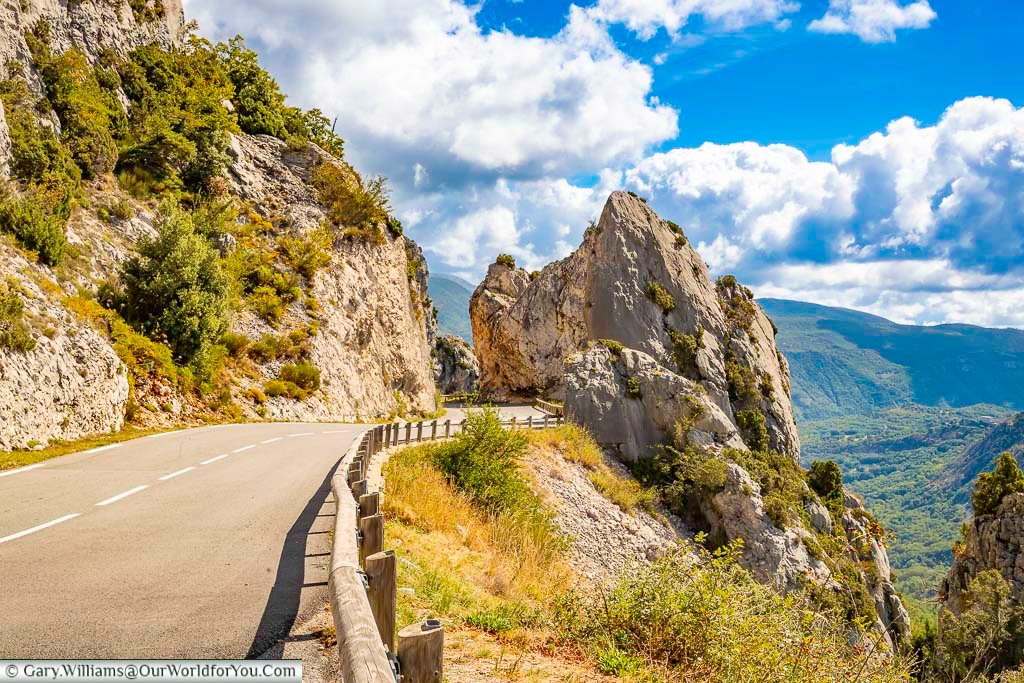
[808,460,844,504]
[263,379,290,398]
[0,281,35,352]
[310,162,389,241]
[0,187,69,266]
[598,338,624,357]
[114,205,230,367]
[972,452,1024,516]
[249,285,284,325]
[430,406,535,516]
[726,360,759,405]
[736,410,769,452]
[669,327,703,373]
[279,226,332,279]
[645,280,675,314]
[216,36,299,139]
[496,253,516,269]
[625,376,642,400]
[716,275,757,333]
[558,544,912,682]
[220,332,250,357]
[279,362,320,391]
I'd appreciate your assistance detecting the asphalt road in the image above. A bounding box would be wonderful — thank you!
[0,405,547,659]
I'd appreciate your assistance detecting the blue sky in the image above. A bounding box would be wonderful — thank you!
[184,0,1024,327]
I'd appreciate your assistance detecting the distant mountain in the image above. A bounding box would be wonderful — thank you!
[760,299,1024,421]
[431,273,475,342]
[943,412,1024,503]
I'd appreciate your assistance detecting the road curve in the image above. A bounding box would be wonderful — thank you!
[0,406,549,659]
[0,423,363,659]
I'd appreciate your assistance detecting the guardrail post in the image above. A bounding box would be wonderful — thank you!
[352,479,368,499]
[416,421,423,442]
[348,462,361,486]
[405,422,412,443]
[510,416,517,430]
[431,420,438,440]
[359,492,380,518]
[527,416,533,430]
[359,513,384,567]
[444,420,451,438]
[366,551,397,654]
[543,415,549,428]
[398,620,444,683]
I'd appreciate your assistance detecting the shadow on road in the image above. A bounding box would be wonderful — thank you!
[245,461,339,659]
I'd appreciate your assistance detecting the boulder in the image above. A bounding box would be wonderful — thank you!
[433,335,479,395]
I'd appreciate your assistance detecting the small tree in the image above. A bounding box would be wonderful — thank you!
[117,205,230,369]
[972,453,1024,516]
[809,460,844,504]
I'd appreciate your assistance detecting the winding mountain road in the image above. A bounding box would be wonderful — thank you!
[0,407,544,659]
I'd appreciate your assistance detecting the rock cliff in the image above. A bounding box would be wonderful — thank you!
[433,334,479,395]
[471,191,908,650]
[941,492,1024,616]
[0,2,436,450]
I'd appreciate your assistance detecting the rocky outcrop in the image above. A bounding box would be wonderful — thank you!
[941,492,1024,616]
[471,191,799,461]
[472,190,906,650]
[433,335,479,395]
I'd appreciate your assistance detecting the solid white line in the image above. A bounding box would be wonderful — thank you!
[85,444,121,455]
[200,454,229,465]
[260,437,283,444]
[233,445,256,453]
[159,467,194,481]
[288,432,314,437]
[96,485,148,507]
[0,463,44,479]
[0,514,80,545]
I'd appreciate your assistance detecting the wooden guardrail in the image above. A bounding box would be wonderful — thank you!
[534,399,565,417]
[329,413,565,681]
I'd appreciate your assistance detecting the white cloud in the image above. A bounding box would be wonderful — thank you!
[585,0,800,39]
[808,0,936,43]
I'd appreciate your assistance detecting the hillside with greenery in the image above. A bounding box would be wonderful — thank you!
[430,273,474,341]
[760,299,1024,421]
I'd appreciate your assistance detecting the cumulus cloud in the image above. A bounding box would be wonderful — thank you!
[584,0,800,39]
[627,97,1024,326]
[809,0,937,43]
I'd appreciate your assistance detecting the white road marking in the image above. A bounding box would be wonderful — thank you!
[0,463,44,479]
[159,467,194,481]
[288,432,314,437]
[260,438,283,444]
[84,444,121,455]
[233,445,256,453]
[0,514,80,545]
[96,485,148,507]
[200,454,229,465]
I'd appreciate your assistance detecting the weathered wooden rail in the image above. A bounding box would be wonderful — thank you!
[329,413,565,681]
[534,399,565,417]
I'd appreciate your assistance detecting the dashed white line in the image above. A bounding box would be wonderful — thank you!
[288,432,315,437]
[96,485,149,507]
[200,454,229,465]
[233,445,256,453]
[0,463,44,479]
[84,444,121,455]
[0,514,80,545]
[159,467,195,481]
[260,437,283,444]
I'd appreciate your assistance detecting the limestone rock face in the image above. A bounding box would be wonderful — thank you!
[0,246,129,451]
[474,191,798,460]
[564,345,745,462]
[226,134,437,421]
[941,492,1024,616]
[433,335,480,395]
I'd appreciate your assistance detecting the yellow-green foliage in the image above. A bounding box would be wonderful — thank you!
[726,359,760,405]
[0,279,35,352]
[279,226,333,279]
[558,544,912,682]
[310,162,390,242]
[669,326,704,374]
[645,280,675,314]
[971,452,1024,517]
[264,361,321,400]
[716,274,758,333]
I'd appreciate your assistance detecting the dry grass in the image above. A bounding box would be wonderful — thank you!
[0,426,171,471]
[527,424,658,516]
